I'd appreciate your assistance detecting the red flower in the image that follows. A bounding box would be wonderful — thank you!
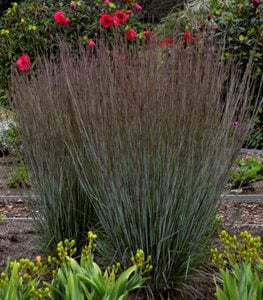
[183,32,194,45]
[160,37,174,48]
[207,15,212,21]
[114,10,128,23]
[126,29,137,41]
[104,0,110,4]
[126,9,133,15]
[113,16,121,27]
[134,3,142,11]
[16,54,32,71]
[54,11,70,25]
[100,13,114,28]
[54,11,66,25]
[251,0,260,8]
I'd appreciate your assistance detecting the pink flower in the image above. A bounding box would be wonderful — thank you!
[16,54,32,71]
[232,121,239,128]
[126,29,137,41]
[54,11,70,25]
[64,18,71,26]
[251,0,260,8]
[183,32,194,45]
[88,40,96,48]
[126,9,133,15]
[114,10,128,23]
[160,37,174,48]
[134,3,142,11]
[100,13,114,28]
[113,16,121,28]
[104,0,110,4]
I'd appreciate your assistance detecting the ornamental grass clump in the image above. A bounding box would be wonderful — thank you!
[11,41,261,296]
[10,54,98,253]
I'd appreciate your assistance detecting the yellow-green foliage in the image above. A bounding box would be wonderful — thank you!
[0,231,152,300]
[211,230,262,269]
[0,256,49,299]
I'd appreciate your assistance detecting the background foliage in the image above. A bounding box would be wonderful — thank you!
[0,0,147,90]
[158,0,263,148]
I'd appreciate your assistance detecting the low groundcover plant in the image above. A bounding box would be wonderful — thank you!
[229,155,263,188]
[211,230,263,300]
[0,231,151,299]
[11,39,262,297]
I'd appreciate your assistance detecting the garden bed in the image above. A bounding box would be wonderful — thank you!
[0,198,262,299]
[0,151,262,299]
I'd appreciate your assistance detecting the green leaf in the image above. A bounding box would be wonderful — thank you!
[223,271,241,300]
[216,285,229,300]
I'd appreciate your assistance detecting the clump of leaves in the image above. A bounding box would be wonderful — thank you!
[213,215,225,235]
[211,230,262,269]
[49,231,152,300]
[0,231,152,299]
[0,88,9,107]
[229,155,263,188]
[158,0,263,77]
[215,263,263,300]
[6,163,30,188]
[211,230,263,300]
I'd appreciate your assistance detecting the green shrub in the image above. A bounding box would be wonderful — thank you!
[215,263,263,300]
[0,0,149,92]
[158,0,263,148]
[49,232,152,300]
[158,0,263,74]
[246,114,263,149]
[11,40,261,296]
[229,155,263,188]
[0,231,151,299]
[0,88,9,107]
[6,163,30,188]
[139,0,186,21]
